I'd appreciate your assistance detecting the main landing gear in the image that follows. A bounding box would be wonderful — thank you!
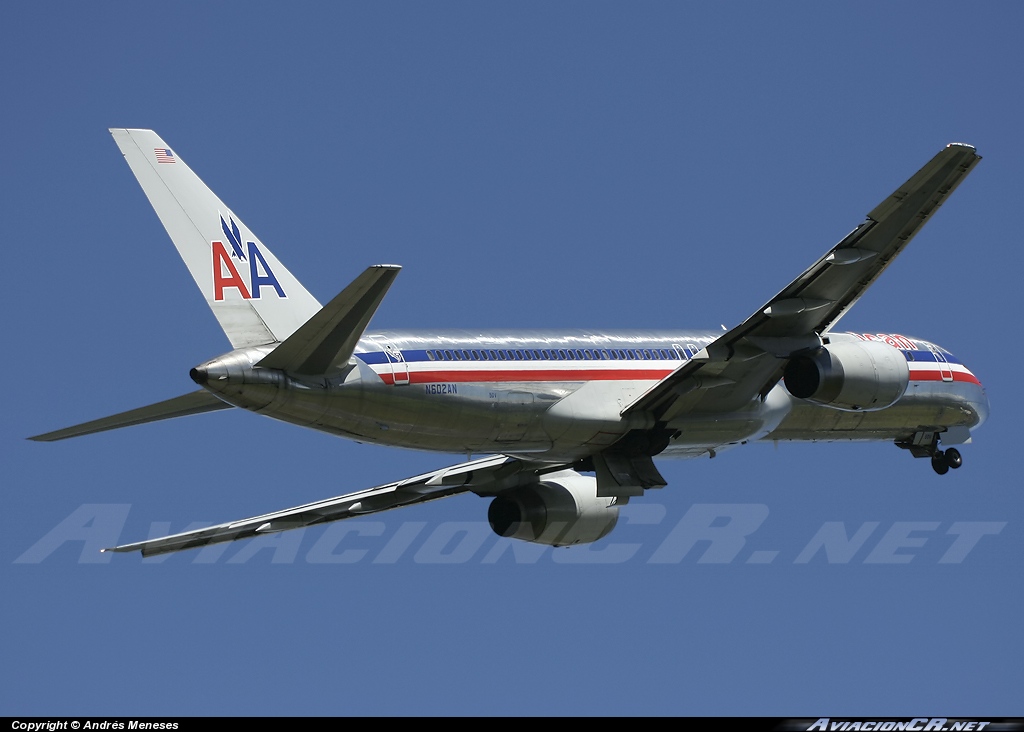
[930,447,962,475]
[896,431,964,475]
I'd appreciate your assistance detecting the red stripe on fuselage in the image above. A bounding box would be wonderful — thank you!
[375,365,981,387]
[375,368,675,385]
[909,368,981,386]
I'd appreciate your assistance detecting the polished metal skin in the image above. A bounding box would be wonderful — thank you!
[29,132,987,556]
[187,329,985,462]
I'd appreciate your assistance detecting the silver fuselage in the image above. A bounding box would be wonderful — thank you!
[194,328,989,464]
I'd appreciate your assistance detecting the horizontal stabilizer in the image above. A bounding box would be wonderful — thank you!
[256,265,401,375]
[29,390,232,442]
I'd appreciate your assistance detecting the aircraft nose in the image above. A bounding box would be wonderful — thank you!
[974,384,990,428]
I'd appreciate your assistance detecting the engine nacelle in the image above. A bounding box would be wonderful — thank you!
[783,340,909,412]
[487,470,619,546]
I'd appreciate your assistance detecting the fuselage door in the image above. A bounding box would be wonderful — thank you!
[373,336,410,386]
[929,344,954,382]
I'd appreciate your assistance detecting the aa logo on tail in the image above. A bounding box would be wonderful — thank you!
[212,216,286,301]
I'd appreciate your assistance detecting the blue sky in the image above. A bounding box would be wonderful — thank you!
[3,1,1021,716]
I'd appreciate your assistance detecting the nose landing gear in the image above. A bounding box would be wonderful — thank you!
[896,431,965,475]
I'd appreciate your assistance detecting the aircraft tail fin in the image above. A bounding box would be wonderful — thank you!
[110,129,322,349]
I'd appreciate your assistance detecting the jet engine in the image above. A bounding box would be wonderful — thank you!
[783,340,909,411]
[487,470,619,546]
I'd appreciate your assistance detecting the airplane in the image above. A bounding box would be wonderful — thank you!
[29,129,987,556]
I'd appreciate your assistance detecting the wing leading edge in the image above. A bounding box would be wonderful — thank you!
[623,143,981,423]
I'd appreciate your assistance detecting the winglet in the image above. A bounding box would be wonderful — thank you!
[256,265,401,375]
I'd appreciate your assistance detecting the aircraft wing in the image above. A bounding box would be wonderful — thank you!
[623,143,981,423]
[105,454,543,556]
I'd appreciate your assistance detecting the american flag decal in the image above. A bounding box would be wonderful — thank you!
[154,148,176,164]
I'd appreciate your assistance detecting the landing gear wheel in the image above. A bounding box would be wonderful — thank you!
[945,447,963,470]
[931,451,950,475]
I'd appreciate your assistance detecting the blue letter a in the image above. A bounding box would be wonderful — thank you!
[247,242,286,298]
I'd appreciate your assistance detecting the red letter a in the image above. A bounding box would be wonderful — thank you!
[212,241,252,300]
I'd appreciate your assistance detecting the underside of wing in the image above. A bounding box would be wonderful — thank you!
[623,143,981,423]
[105,454,550,556]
